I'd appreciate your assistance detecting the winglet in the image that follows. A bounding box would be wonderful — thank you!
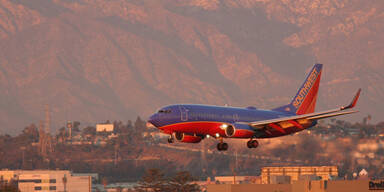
[341,88,361,110]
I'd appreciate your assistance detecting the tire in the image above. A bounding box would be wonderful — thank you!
[217,143,222,151]
[251,140,259,148]
[247,140,259,148]
[247,141,253,148]
[222,143,228,151]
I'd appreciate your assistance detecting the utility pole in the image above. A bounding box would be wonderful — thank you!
[63,174,67,192]
[235,150,238,173]
[38,105,53,165]
[232,150,238,184]
[201,141,207,175]
[45,104,53,153]
[39,120,46,157]
[45,104,50,136]
[67,121,72,143]
[114,143,119,166]
[20,146,26,169]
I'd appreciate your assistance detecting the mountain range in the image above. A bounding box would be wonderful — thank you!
[0,0,382,134]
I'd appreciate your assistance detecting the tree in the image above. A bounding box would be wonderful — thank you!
[82,126,96,136]
[135,169,168,192]
[73,121,81,132]
[0,179,20,192]
[169,171,200,192]
[57,127,68,143]
[295,135,323,161]
[134,116,147,131]
[21,124,39,142]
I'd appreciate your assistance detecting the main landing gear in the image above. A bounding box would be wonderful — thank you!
[217,138,228,151]
[217,142,228,151]
[247,139,259,149]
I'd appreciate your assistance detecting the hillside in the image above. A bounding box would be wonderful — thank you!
[0,0,382,134]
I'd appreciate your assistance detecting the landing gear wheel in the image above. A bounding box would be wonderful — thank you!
[167,137,174,143]
[216,143,221,150]
[217,142,229,151]
[247,140,259,148]
[222,143,228,150]
[247,140,253,148]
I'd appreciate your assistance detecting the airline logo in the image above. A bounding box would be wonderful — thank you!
[293,68,319,108]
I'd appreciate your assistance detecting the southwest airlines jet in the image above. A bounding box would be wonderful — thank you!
[148,64,361,151]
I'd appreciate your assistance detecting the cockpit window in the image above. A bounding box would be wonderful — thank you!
[158,109,171,113]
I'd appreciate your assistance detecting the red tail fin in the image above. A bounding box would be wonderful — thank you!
[273,64,322,114]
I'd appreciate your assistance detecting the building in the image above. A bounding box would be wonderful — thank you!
[261,166,338,184]
[0,170,93,192]
[214,176,260,184]
[207,179,384,192]
[0,170,15,182]
[96,124,114,132]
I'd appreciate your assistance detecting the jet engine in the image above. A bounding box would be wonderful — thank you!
[227,123,255,138]
[174,132,202,143]
[224,125,235,137]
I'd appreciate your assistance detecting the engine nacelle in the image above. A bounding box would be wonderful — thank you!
[224,125,235,137]
[229,123,256,138]
[174,132,202,143]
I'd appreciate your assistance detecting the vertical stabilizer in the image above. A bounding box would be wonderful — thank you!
[273,64,323,115]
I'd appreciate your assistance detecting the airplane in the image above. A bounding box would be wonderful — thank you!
[147,64,361,151]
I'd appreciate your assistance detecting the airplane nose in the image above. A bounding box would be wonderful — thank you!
[148,114,158,127]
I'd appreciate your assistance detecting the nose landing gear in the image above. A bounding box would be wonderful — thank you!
[247,139,259,149]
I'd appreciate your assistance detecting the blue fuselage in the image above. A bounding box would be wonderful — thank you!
[148,104,311,138]
[149,104,293,126]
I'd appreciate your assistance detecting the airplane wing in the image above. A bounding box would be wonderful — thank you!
[246,89,361,130]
